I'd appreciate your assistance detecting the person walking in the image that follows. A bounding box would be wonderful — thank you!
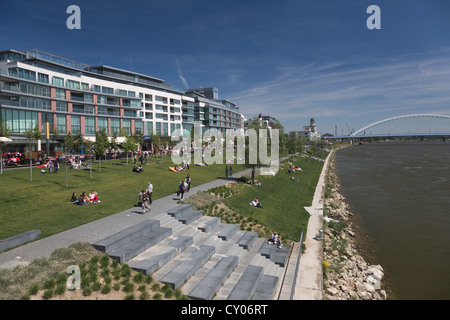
[185,174,191,192]
[177,181,186,199]
[146,181,153,205]
[139,190,150,214]
[225,165,229,178]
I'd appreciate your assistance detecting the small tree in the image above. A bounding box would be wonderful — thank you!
[122,134,138,165]
[110,132,118,166]
[95,128,109,172]
[24,124,41,182]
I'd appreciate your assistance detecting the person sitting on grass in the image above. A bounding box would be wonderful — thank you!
[69,192,79,204]
[89,190,101,203]
[250,197,263,208]
[78,192,89,205]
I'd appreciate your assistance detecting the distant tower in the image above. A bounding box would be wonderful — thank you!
[310,118,316,133]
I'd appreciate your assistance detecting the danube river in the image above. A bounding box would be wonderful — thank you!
[335,141,450,300]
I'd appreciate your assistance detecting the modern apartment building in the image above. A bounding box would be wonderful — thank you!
[185,87,242,136]
[0,49,243,154]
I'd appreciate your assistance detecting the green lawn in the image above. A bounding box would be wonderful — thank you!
[224,156,324,241]
[0,157,246,240]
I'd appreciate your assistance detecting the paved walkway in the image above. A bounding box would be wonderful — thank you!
[294,150,333,300]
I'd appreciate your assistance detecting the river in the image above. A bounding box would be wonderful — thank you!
[335,141,450,300]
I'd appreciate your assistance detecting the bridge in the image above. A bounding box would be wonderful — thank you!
[331,114,450,140]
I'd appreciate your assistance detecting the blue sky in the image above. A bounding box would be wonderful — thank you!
[1,0,449,134]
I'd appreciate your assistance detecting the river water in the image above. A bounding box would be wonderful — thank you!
[335,141,450,300]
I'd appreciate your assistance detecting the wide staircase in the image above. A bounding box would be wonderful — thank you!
[92,204,292,300]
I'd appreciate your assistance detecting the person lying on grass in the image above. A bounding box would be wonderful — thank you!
[250,197,263,208]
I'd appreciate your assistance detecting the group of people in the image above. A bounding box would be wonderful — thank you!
[138,181,153,214]
[69,190,101,205]
[46,158,60,173]
[250,197,263,208]
[132,165,144,173]
[177,174,191,199]
[268,232,283,248]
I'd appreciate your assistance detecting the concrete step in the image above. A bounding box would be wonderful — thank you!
[236,231,258,250]
[210,223,239,241]
[188,255,239,300]
[257,240,291,267]
[157,245,215,290]
[226,265,264,300]
[92,220,160,253]
[167,204,194,218]
[190,216,221,233]
[253,275,280,300]
[128,236,193,275]
[108,227,172,263]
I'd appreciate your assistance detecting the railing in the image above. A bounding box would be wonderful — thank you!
[289,231,304,300]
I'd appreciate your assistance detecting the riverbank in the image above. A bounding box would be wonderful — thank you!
[322,146,388,300]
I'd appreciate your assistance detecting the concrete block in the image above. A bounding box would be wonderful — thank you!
[236,231,258,250]
[92,220,160,253]
[227,265,263,300]
[189,255,239,300]
[0,230,41,252]
[252,275,279,300]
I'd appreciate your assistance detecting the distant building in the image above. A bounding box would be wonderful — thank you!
[299,118,321,141]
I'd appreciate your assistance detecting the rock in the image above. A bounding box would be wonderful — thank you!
[364,282,376,292]
[327,287,340,296]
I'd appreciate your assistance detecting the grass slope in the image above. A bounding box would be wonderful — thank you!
[224,156,324,241]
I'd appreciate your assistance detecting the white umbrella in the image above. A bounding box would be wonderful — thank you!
[0,137,12,142]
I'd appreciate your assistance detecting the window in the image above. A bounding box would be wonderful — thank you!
[102,86,114,94]
[81,83,89,91]
[128,91,136,98]
[38,73,49,84]
[155,113,167,120]
[1,108,38,133]
[122,119,131,135]
[85,117,95,135]
[52,76,64,87]
[55,101,67,112]
[117,89,127,96]
[67,80,80,89]
[56,114,66,134]
[92,85,101,93]
[8,68,36,81]
[163,123,168,136]
[145,94,152,101]
[40,112,54,135]
[135,119,142,135]
[155,122,161,135]
[110,118,120,135]
[71,115,81,134]
[170,107,180,113]
[97,117,108,134]
[145,122,153,135]
[155,95,167,103]
[55,88,66,99]
[97,106,107,115]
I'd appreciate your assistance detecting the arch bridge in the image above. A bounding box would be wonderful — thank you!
[335,114,450,139]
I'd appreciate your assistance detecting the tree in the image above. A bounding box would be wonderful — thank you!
[244,116,273,185]
[122,133,138,165]
[24,124,41,182]
[110,132,118,166]
[63,131,75,155]
[95,128,109,172]
[0,120,11,175]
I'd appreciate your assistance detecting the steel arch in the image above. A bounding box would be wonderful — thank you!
[350,114,450,137]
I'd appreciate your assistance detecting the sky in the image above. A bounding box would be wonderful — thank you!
[1,0,449,135]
